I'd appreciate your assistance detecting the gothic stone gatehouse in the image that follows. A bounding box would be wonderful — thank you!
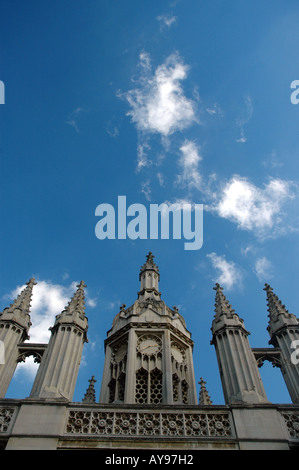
[0,253,299,450]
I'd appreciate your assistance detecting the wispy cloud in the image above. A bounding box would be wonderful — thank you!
[157,172,165,186]
[236,128,247,143]
[177,140,202,190]
[254,256,273,281]
[157,14,177,30]
[207,252,242,290]
[262,150,283,169]
[105,118,120,138]
[65,107,87,133]
[137,141,152,171]
[206,102,223,116]
[236,95,253,143]
[140,180,152,201]
[241,245,255,256]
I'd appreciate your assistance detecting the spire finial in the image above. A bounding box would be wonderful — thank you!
[139,252,160,277]
[198,377,213,405]
[82,375,97,403]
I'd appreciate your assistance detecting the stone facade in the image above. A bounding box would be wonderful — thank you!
[0,253,299,450]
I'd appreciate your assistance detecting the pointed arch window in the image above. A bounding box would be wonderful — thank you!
[117,372,126,402]
[182,379,189,404]
[172,373,180,402]
[108,378,116,404]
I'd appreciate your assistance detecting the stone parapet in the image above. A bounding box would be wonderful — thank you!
[1,400,299,450]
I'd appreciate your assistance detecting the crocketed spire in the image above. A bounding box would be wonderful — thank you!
[264,283,299,342]
[0,278,36,339]
[62,280,87,316]
[52,280,88,342]
[198,377,212,405]
[213,283,236,319]
[264,283,291,321]
[3,278,36,316]
[82,375,97,403]
[211,283,249,344]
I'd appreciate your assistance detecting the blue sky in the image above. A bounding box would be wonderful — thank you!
[1,0,299,404]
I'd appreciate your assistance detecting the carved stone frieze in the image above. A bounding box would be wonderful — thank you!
[0,407,17,433]
[64,407,234,439]
[282,412,299,439]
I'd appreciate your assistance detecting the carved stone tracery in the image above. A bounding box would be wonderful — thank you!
[252,348,282,369]
[65,407,234,439]
[283,412,299,439]
[0,407,16,433]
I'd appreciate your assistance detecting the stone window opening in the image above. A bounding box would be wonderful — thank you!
[172,373,189,404]
[135,367,163,404]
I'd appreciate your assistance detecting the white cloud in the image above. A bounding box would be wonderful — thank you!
[11,281,74,343]
[254,257,273,281]
[15,356,39,379]
[207,252,242,290]
[122,52,197,138]
[86,297,97,308]
[177,140,202,189]
[214,176,295,237]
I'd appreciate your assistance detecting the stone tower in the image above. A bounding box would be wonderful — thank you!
[265,283,299,403]
[211,283,268,405]
[99,252,197,405]
[0,278,35,398]
[30,281,88,400]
